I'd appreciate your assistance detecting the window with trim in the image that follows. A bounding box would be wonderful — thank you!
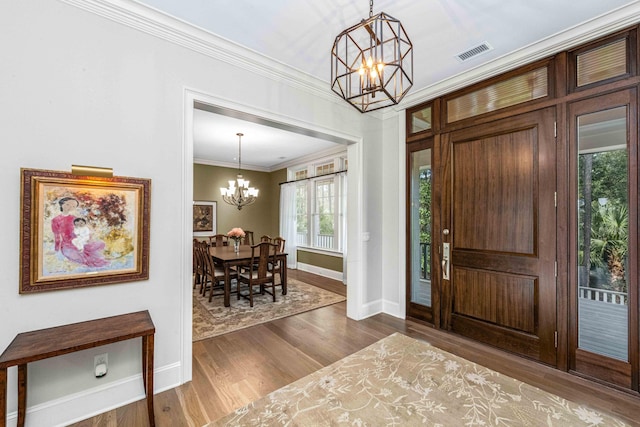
[291,155,346,252]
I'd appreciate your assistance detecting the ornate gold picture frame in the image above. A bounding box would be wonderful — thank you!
[20,168,151,293]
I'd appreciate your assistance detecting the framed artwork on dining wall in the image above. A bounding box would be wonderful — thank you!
[193,200,216,236]
[19,168,151,293]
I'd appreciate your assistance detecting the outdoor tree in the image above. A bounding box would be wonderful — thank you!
[578,150,628,292]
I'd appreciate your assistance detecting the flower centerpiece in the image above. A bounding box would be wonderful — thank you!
[227,227,245,253]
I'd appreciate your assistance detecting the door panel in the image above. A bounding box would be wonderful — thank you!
[442,108,557,365]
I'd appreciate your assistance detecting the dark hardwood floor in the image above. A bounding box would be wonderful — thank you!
[71,271,639,426]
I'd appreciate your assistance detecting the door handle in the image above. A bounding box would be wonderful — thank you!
[442,242,450,280]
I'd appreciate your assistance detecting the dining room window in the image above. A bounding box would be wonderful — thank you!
[290,156,346,253]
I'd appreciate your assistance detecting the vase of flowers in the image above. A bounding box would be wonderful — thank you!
[227,227,245,253]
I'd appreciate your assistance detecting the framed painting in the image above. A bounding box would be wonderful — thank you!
[193,201,216,236]
[20,168,151,293]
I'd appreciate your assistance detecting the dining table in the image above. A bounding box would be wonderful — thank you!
[209,245,288,307]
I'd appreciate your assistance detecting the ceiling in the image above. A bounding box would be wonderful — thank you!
[136,0,639,170]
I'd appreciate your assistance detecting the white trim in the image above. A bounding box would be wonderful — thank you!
[397,112,407,319]
[61,0,640,123]
[382,300,404,319]
[297,246,343,258]
[193,157,272,173]
[4,363,181,427]
[359,299,383,320]
[274,145,348,172]
[346,140,365,320]
[184,87,366,331]
[296,262,344,282]
[384,2,640,119]
[182,90,195,384]
[59,0,342,105]
[185,89,358,148]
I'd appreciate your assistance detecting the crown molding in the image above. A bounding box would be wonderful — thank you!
[271,144,348,172]
[59,0,344,105]
[194,142,348,173]
[386,1,640,118]
[60,0,640,123]
[193,158,271,173]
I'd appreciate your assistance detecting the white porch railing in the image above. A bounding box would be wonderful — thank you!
[578,286,627,305]
[297,232,334,249]
[297,232,308,246]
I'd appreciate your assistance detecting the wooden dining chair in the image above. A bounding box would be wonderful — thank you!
[208,234,228,247]
[272,237,287,295]
[241,230,254,246]
[193,240,209,294]
[236,241,277,307]
[201,241,238,302]
[193,239,204,291]
[239,234,271,274]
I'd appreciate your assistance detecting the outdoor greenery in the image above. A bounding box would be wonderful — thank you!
[296,184,307,234]
[317,181,335,235]
[420,168,432,244]
[578,150,628,293]
[419,168,432,279]
[296,180,334,243]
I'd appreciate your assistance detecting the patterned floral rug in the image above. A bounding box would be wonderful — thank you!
[209,333,628,426]
[193,278,346,341]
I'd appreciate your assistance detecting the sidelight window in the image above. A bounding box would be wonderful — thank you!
[576,106,629,361]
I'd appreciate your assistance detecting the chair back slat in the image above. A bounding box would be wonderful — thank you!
[250,241,277,279]
[242,230,255,246]
[208,234,228,247]
[273,237,286,253]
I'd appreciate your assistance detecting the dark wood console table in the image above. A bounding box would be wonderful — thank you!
[0,310,155,427]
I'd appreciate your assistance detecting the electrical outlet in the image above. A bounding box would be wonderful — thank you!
[94,353,108,378]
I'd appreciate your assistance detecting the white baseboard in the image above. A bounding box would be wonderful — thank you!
[5,362,182,427]
[382,300,405,319]
[359,299,383,319]
[296,262,344,282]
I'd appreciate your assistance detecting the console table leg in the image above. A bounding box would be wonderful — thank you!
[0,368,7,427]
[143,335,155,426]
[17,365,26,427]
[141,337,147,391]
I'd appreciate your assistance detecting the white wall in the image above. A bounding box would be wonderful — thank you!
[0,0,399,425]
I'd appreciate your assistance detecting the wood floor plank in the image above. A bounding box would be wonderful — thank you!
[68,270,640,426]
[174,381,209,427]
[154,389,193,427]
[115,399,147,427]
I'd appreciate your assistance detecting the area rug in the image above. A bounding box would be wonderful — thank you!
[209,332,628,426]
[193,278,346,341]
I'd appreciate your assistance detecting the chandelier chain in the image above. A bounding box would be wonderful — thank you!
[369,0,373,18]
[237,132,243,173]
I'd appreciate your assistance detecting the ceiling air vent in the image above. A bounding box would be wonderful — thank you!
[456,42,493,62]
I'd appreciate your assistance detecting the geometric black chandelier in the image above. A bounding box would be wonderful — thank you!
[331,0,413,113]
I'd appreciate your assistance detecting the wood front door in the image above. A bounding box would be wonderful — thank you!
[440,107,557,365]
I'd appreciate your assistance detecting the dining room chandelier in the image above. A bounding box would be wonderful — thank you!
[331,0,413,113]
[220,133,259,210]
